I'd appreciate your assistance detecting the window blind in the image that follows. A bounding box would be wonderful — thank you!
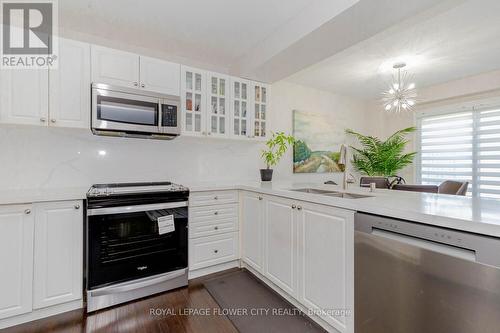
[418,106,500,199]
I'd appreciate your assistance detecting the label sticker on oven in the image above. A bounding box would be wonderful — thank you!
[157,215,175,235]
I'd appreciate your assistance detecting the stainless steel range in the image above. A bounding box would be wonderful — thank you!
[86,182,189,312]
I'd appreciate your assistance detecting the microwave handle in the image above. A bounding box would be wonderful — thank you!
[158,101,163,131]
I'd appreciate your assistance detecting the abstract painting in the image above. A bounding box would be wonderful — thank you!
[293,110,343,173]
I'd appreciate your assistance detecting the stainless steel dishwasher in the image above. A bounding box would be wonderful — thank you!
[355,212,500,333]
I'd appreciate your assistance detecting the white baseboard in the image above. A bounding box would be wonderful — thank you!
[0,299,83,330]
[188,260,240,279]
[241,262,340,333]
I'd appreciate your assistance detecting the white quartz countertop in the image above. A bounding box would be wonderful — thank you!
[1,181,499,238]
[0,187,88,205]
[186,181,500,238]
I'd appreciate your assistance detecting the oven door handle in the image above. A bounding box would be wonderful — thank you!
[87,201,188,216]
[89,268,187,297]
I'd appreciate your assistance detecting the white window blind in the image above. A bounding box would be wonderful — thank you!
[418,111,474,195]
[477,108,500,199]
[418,107,500,199]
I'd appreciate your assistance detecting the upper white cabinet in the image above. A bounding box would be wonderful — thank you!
[181,66,206,136]
[91,45,181,96]
[0,69,48,126]
[33,201,83,309]
[49,38,91,129]
[297,202,354,333]
[91,45,140,88]
[230,78,251,139]
[0,38,90,129]
[0,204,34,320]
[253,83,269,139]
[206,72,230,138]
[241,191,265,273]
[140,56,180,95]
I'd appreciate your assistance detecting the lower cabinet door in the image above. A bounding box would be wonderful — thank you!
[297,202,354,333]
[33,201,83,309]
[0,205,34,320]
[264,196,296,296]
[189,232,239,271]
[241,192,264,272]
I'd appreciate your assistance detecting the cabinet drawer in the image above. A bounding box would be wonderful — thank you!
[190,204,238,238]
[189,190,238,207]
[189,232,239,270]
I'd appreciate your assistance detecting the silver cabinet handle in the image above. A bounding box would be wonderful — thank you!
[208,132,212,136]
[75,204,80,209]
[50,119,56,123]
[291,204,297,209]
[24,209,31,215]
[214,249,219,254]
[297,206,302,211]
[214,211,218,215]
[214,196,218,200]
[40,117,46,123]
[133,82,138,87]
[141,83,145,88]
[214,226,219,230]
[258,196,263,201]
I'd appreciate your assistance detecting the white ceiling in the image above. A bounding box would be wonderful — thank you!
[287,0,500,100]
[59,0,358,75]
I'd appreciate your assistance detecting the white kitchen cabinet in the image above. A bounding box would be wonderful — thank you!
[33,201,83,309]
[181,66,206,136]
[230,77,251,139]
[0,69,48,126]
[91,45,140,88]
[206,72,230,138]
[297,202,354,333]
[264,196,297,296]
[253,82,269,140]
[49,38,91,129]
[241,192,265,273]
[0,205,34,320]
[139,56,180,95]
[189,232,239,270]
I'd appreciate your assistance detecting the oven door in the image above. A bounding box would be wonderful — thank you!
[87,201,188,290]
[92,86,161,134]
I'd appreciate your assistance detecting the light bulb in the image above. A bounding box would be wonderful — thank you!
[393,83,399,90]
[402,104,408,109]
[385,104,391,111]
[393,100,399,106]
[389,88,395,94]
[408,83,415,89]
[408,100,415,106]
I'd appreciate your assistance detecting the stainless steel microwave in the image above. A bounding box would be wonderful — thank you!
[91,83,181,140]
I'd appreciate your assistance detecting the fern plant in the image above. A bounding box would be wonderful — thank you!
[345,127,417,177]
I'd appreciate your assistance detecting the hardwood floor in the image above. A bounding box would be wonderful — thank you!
[4,270,239,333]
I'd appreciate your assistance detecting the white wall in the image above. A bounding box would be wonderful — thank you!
[0,79,369,190]
[270,81,369,183]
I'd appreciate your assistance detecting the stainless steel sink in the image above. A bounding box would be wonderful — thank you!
[289,188,371,199]
[323,192,372,199]
[290,188,338,194]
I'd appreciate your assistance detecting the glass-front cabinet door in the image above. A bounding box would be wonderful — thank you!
[231,78,251,139]
[207,73,230,137]
[254,83,268,140]
[181,66,206,136]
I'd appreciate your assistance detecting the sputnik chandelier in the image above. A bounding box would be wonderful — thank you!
[382,62,417,113]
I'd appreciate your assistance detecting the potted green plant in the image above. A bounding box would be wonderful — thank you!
[261,132,295,181]
[345,127,417,177]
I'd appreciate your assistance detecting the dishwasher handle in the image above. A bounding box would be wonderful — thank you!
[372,228,477,262]
[355,212,500,268]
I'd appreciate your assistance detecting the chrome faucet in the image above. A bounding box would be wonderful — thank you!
[339,144,348,190]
